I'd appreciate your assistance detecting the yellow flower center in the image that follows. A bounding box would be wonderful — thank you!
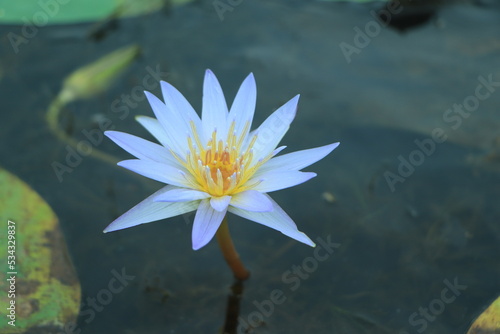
[179,120,267,197]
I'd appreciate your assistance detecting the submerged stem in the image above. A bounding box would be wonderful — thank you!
[216,217,250,281]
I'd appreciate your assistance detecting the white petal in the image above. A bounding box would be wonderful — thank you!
[250,95,299,160]
[228,194,315,247]
[154,187,210,202]
[145,91,188,156]
[210,195,232,212]
[161,81,204,143]
[135,115,170,147]
[105,130,176,164]
[272,146,287,156]
[192,198,227,250]
[202,69,228,142]
[103,186,198,233]
[251,171,316,193]
[257,142,340,174]
[230,190,273,212]
[228,73,256,139]
[117,159,191,188]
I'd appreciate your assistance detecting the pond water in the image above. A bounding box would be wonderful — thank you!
[1,1,499,333]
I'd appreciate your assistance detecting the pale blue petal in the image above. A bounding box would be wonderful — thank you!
[251,171,316,193]
[145,91,187,156]
[228,194,315,247]
[210,195,232,212]
[154,188,210,202]
[272,146,287,156]
[192,198,227,250]
[230,190,273,212]
[135,115,170,148]
[250,95,299,161]
[105,130,176,164]
[228,73,256,140]
[257,142,340,174]
[117,159,191,188]
[201,69,228,143]
[103,186,199,233]
[160,81,204,142]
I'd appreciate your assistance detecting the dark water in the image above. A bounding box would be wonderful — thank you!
[1,1,499,333]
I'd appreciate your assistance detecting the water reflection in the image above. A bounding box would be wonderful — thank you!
[222,280,245,334]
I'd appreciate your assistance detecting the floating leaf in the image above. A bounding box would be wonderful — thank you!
[0,167,80,333]
[0,0,194,25]
[318,0,388,2]
[467,296,500,334]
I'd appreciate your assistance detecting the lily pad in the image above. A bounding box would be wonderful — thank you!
[0,0,193,25]
[318,0,387,2]
[467,296,500,334]
[0,167,80,333]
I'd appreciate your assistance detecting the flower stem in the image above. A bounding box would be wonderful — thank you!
[216,217,250,281]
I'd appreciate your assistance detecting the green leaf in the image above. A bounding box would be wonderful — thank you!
[467,296,500,334]
[0,167,80,332]
[318,0,388,2]
[0,0,193,25]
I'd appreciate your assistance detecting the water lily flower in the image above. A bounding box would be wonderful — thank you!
[104,69,339,279]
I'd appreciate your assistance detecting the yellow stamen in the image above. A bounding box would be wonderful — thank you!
[180,120,272,197]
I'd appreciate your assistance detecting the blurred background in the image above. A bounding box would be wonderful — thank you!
[0,0,499,333]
